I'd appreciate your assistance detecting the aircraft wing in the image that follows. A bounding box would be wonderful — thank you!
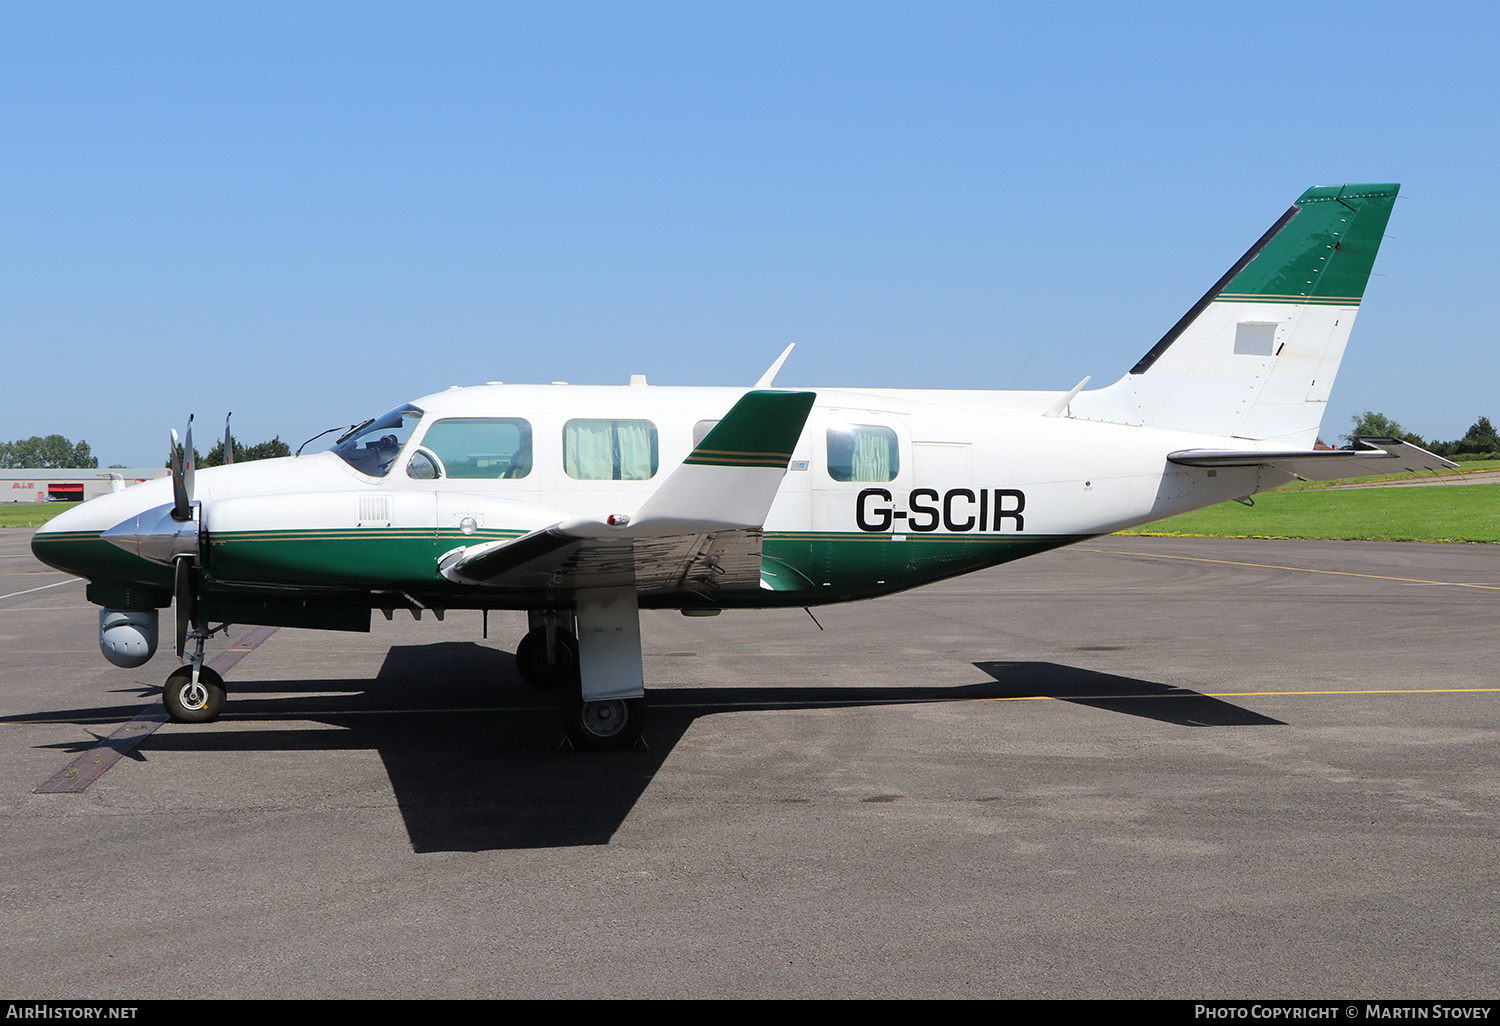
[1167,437,1458,481]
[437,389,816,599]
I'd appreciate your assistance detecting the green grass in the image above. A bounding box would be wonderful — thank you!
[1119,483,1500,543]
[0,502,79,529]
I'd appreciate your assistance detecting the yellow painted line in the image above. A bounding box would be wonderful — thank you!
[1084,547,1500,591]
[973,687,1500,702]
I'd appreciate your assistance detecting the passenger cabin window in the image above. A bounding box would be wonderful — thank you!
[564,419,659,480]
[692,420,720,446]
[827,424,899,482]
[420,418,533,479]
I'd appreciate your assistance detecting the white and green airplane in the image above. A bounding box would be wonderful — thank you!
[33,182,1453,749]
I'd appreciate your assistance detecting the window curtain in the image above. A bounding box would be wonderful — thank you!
[566,420,657,480]
[614,420,655,480]
[852,428,893,482]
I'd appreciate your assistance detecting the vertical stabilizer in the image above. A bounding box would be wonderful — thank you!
[1068,184,1399,445]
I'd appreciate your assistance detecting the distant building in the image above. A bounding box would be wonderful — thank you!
[0,469,164,503]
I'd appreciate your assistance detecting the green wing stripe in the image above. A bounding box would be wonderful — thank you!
[686,391,815,468]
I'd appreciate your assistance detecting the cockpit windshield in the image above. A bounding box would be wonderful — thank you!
[331,405,424,477]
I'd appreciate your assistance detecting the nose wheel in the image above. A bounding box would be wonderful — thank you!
[162,665,226,723]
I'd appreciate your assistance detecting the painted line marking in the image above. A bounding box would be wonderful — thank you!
[972,687,1500,702]
[1084,548,1500,591]
[33,708,171,792]
[670,687,1500,708]
[34,625,280,794]
[0,577,81,601]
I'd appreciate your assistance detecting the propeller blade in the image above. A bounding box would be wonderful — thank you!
[183,414,196,506]
[173,557,194,659]
[223,413,234,465]
[169,428,190,522]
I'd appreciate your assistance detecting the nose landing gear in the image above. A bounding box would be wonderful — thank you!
[162,609,231,724]
[162,664,226,723]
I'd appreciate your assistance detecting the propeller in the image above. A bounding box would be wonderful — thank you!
[223,413,234,466]
[169,415,195,522]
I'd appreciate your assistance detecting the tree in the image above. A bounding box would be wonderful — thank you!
[244,437,291,461]
[199,436,292,468]
[1341,412,1426,448]
[1454,415,1500,455]
[0,435,98,468]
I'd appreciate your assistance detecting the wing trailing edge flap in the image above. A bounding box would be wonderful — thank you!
[438,390,817,591]
[1168,437,1457,481]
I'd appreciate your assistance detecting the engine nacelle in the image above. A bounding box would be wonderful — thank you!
[99,608,158,668]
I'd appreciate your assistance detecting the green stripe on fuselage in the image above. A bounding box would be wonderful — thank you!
[757,531,1085,604]
[206,527,524,588]
[41,524,1089,613]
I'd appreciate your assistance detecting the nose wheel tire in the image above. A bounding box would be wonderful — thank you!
[560,694,646,751]
[515,628,580,689]
[162,665,226,723]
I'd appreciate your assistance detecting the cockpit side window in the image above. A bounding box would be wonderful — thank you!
[419,418,533,479]
[332,405,423,478]
[406,450,441,480]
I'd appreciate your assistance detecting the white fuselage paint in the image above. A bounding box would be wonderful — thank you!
[43,382,1278,547]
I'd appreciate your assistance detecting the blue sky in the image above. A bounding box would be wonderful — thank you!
[3,1,1495,466]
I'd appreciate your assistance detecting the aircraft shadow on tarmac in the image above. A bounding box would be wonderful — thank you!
[29,642,1281,852]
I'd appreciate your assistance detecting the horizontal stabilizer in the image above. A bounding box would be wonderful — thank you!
[1168,437,1457,481]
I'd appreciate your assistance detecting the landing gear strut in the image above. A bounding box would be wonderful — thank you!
[557,587,648,751]
[162,591,229,724]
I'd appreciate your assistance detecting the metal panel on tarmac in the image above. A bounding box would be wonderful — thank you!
[1,528,1496,999]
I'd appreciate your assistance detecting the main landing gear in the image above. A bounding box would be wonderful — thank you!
[514,610,580,689]
[559,694,647,752]
[522,596,648,751]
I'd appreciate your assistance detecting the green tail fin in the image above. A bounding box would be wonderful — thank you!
[1220,183,1400,304]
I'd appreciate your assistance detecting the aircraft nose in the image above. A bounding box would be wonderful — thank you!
[30,500,103,575]
[29,491,170,579]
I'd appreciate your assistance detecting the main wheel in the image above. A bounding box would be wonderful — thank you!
[162,665,226,723]
[514,628,580,689]
[560,694,646,751]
